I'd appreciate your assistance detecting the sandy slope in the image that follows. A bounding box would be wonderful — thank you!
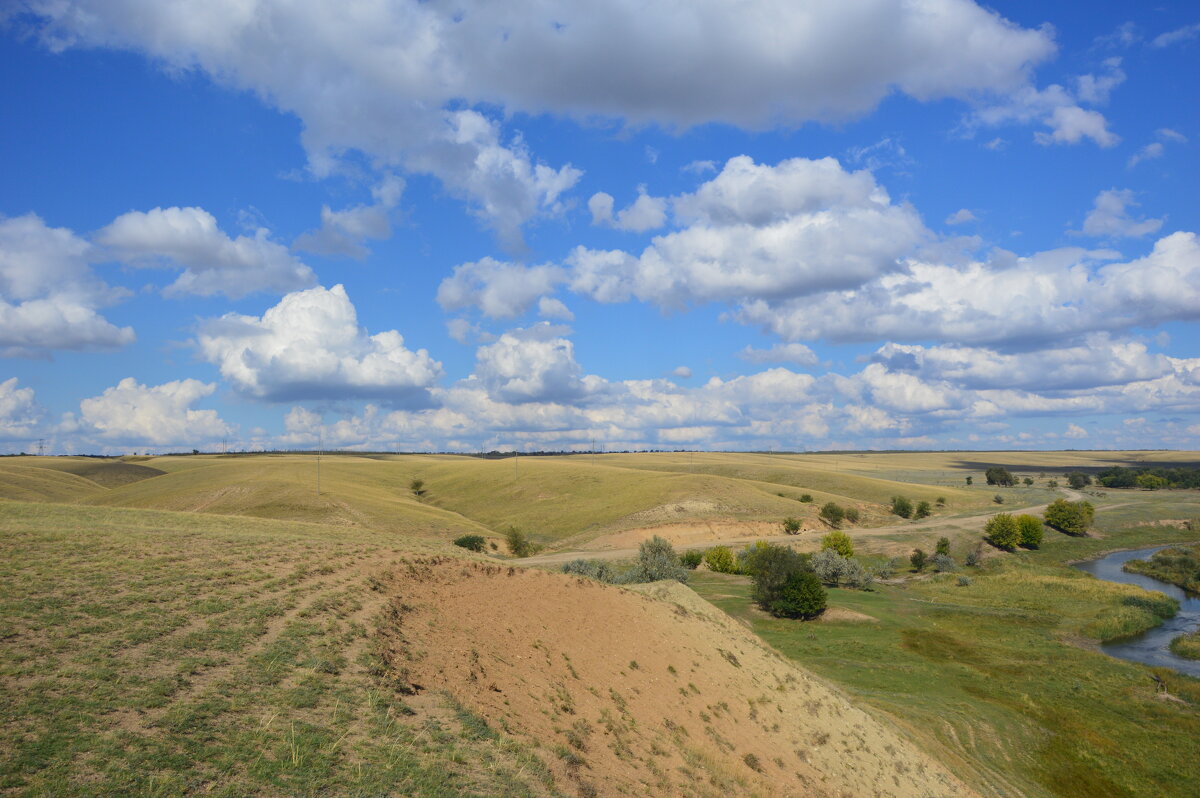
[373,557,978,798]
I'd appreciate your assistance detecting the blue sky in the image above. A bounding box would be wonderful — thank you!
[1,1,1198,454]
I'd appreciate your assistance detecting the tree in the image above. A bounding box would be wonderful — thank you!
[914,501,932,519]
[703,546,739,574]
[820,502,845,528]
[1136,473,1169,490]
[1047,479,1059,488]
[984,513,1020,550]
[1016,515,1044,548]
[812,549,849,585]
[749,544,811,608]
[1023,477,1034,486]
[410,478,426,497]
[629,535,688,583]
[505,526,539,557]
[768,571,827,619]
[935,536,951,557]
[891,496,913,519]
[453,534,487,552]
[985,467,1015,487]
[782,517,802,535]
[799,493,814,503]
[1044,499,1094,536]
[820,530,854,558]
[965,476,973,486]
[844,507,860,524]
[1067,472,1091,490]
[910,548,927,571]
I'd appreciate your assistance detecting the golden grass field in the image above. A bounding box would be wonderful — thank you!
[1,450,1198,797]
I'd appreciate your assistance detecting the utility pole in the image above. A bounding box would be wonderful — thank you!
[316,431,322,496]
[514,446,519,480]
[591,437,596,467]
[36,439,45,457]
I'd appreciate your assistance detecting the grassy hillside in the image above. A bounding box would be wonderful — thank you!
[0,464,106,502]
[0,501,973,797]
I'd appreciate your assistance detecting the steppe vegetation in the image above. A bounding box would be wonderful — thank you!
[1,449,1198,797]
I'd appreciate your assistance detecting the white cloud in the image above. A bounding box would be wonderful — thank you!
[27,0,1059,243]
[971,65,1122,149]
[1153,23,1200,48]
[537,297,574,321]
[472,323,591,404]
[0,213,134,357]
[1064,423,1088,439]
[569,156,928,307]
[945,209,977,225]
[196,284,443,403]
[736,232,1200,346]
[97,206,316,297]
[1078,189,1162,238]
[75,377,231,446]
[738,343,819,366]
[588,193,615,226]
[1127,142,1164,169]
[437,257,565,319]
[293,174,404,258]
[1159,128,1188,143]
[0,378,42,438]
[1075,59,1125,104]
[671,366,693,379]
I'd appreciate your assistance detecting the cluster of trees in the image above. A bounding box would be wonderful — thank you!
[983,513,1044,550]
[985,467,1015,487]
[890,496,931,519]
[1096,465,1200,489]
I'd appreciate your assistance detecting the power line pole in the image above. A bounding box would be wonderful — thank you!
[36,439,45,457]
[316,431,322,496]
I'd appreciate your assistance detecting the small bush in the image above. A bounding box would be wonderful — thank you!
[410,478,426,497]
[505,526,540,558]
[957,575,973,587]
[680,550,704,569]
[453,534,487,552]
[964,545,983,567]
[1047,479,1059,488]
[819,502,845,528]
[799,493,814,503]
[1016,514,1044,548]
[820,530,854,557]
[891,496,913,519]
[930,553,956,572]
[1067,472,1092,490]
[914,501,932,519]
[935,536,951,556]
[843,507,860,524]
[993,494,1004,504]
[812,549,849,585]
[562,559,615,583]
[782,517,802,535]
[965,476,973,485]
[703,546,739,574]
[768,571,827,619]
[1023,477,1034,486]
[629,535,688,583]
[935,496,946,507]
[910,548,927,571]
[984,513,1019,550]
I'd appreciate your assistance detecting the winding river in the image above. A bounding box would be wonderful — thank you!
[1073,546,1200,677]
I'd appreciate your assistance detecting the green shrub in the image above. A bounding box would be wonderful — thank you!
[1067,472,1092,489]
[819,502,845,528]
[993,494,1004,504]
[748,544,812,609]
[505,526,540,558]
[782,517,802,535]
[1044,499,1095,536]
[799,493,814,503]
[984,513,1019,550]
[986,467,1015,486]
[843,507,860,524]
[768,571,827,619]
[930,553,956,572]
[812,549,848,585]
[703,546,739,574]
[629,535,688,583]
[936,496,946,506]
[1023,477,1034,486]
[410,478,426,497]
[964,545,983,567]
[680,550,704,570]
[914,501,932,519]
[562,559,615,583]
[891,496,913,518]
[910,548,927,571]
[820,530,854,557]
[935,536,951,556]
[453,534,487,552]
[957,575,973,587]
[1016,514,1044,548]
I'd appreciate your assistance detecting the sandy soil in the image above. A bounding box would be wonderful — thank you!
[372,557,978,798]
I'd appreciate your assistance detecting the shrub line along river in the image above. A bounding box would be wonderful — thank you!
[1073,546,1200,677]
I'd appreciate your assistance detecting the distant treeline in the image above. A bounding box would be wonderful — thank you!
[1096,465,1200,489]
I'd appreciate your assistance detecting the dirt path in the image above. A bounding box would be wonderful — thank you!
[524,490,1127,566]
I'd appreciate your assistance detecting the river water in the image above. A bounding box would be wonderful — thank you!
[1072,545,1200,677]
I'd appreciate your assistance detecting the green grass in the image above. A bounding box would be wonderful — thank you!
[0,501,560,797]
[687,520,1200,798]
[1124,542,1200,593]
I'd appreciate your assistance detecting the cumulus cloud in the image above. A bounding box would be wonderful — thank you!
[1078,189,1163,238]
[0,378,43,438]
[472,323,592,404]
[588,189,668,232]
[537,297,574,321]
[569,156,928,307]
[437,257,565,319]
[671,366,693,379]
[26,0,1060,243]
[0,213,133,357]
[97,206,316,297]
[736,232,1200,347]
[738,343,819,366]
[1064,423,1088,439]
[196,284,443,403]
[945,209,977,225]
[293,174,404,258]
[74,377,231,446]
[1128,128,1187,169]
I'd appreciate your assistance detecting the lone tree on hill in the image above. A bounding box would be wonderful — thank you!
[782,517,802,535]
[410,478,426,497]
[1044,499,1094,536]
[891,496,913,518]
[985,467,1015,487]
[1067,472,1092,490]
[819,502,845,528]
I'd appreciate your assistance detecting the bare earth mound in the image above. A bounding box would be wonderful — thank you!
[373,559,976,798]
